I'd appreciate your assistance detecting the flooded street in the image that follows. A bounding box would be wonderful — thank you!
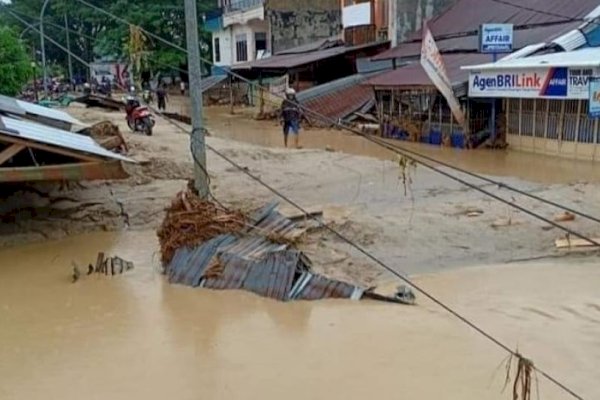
[203,106,600,185]
[1,231,599,400]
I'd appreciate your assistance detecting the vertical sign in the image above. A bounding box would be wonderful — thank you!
[480,24,514,54]
[589,77,600,118]
[420,22,465,126]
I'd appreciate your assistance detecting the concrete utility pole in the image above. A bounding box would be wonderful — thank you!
[64,13,74,88]
[184,0,209,198]
[40,0,51,97]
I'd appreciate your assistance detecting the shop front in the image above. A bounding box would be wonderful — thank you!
[465,49,600,160]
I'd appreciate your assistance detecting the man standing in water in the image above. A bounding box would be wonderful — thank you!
[280,88,302,148]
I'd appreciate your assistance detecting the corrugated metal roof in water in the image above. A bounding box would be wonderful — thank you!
[0,115,132,162]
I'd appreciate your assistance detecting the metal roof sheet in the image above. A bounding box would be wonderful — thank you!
[373,22,581,60]
[551,29,588,51]
[234,41,390,70]
[289,272,363,301]
[0,95,25,116]
[366,53,491,88]
[408,0,597,40]
[463,47,600,70]
[0,115,132,162]
[201,75,228,92]
[0,95,85,126]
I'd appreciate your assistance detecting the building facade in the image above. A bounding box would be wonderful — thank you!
[207,0,342,70]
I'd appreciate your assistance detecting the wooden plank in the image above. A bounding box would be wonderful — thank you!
[0,144,25,165]
[555,237,600,249]
[0,161,127,183]
[0,135,101,162]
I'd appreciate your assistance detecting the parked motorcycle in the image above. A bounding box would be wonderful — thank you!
[125,97,154,136]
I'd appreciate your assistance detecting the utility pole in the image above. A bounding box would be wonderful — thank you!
[40,0,51,97]
[64,13,74,89]
[184,0,209,198]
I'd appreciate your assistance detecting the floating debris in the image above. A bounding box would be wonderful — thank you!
[158,191,412,305]
[157,191,247,266]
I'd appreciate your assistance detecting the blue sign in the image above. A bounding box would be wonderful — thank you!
[541,67,568,97]
[480,24,514,54]
[589,78,600,118]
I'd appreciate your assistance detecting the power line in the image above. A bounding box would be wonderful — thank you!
[2,7,589,399]
[73,0,600,233]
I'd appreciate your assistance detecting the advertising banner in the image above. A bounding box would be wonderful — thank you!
[468,67,597,99]
[479,24,513,53]
[589,78,600,118]
[421,22,465,126]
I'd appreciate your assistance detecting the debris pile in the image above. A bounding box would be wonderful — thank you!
[157,190,414,304]
[71,252,134,283]
[82,121,129,153]
[157,191,247,266]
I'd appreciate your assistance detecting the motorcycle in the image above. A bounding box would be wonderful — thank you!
[125,97,155,136]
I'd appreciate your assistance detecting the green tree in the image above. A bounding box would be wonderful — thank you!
[0,27,31,96]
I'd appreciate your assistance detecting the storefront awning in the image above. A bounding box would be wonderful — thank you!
[462,47,600,71]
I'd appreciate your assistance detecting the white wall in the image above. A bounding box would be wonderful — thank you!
[213,29,233,67]
[213,19,268,66]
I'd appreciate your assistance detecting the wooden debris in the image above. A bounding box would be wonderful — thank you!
[554,211,576,222]
[157,190,247,266]
[95,252,105,273]
[555,237,600,249]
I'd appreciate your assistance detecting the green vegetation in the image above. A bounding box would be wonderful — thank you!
[2,0,216,80]
[0,27,32,96]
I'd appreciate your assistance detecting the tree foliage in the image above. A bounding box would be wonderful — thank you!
[2,0,216,79]
[0,27,32,96]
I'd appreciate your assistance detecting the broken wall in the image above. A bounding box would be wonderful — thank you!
[266,0,342,54]
[392,0,458,43]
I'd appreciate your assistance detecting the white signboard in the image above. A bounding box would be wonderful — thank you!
[420,23,465,126]
[480,24,513,53]
[468,67,598,99]
[342,3,371,28]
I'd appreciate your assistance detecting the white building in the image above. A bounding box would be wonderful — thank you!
[207,0,269,71]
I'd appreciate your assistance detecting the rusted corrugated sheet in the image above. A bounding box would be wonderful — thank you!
[166,202,368,302]
[168,235,237,286]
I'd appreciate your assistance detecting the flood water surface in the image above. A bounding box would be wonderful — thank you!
[1,231,599,400]
[203,106,600,185]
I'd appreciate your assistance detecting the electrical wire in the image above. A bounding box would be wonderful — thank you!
[2,6,589,399]
[72,0,600,233]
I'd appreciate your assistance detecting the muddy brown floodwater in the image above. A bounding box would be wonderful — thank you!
[201,106,600,185]
[1,230,599,400]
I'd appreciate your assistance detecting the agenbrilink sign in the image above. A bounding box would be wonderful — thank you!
[479,24,514,54]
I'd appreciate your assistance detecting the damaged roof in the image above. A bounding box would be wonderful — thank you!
[0,115,132,162]
[167,203,365,302]
[298,73,378,125]
[0,94,85,126]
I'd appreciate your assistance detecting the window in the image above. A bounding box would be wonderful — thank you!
[255,32,267,53]
[235,33,248,62]
[214,38,221,63]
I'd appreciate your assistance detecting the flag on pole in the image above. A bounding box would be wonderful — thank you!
[420,22,466,127]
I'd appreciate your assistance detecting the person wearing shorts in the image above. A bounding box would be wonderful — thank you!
[280,88,302,148]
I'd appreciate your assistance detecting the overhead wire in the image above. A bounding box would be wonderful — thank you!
[2,5,589,399]
[72,0,600,234]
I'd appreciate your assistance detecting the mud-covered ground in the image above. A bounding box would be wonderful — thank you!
[2,102,600,285]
